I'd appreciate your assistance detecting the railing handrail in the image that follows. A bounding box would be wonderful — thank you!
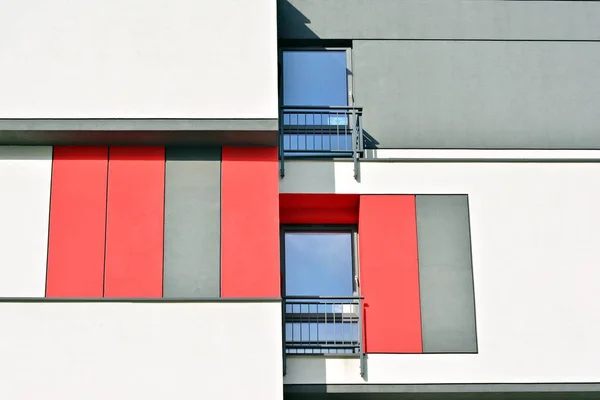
[282,294,365,377]
[281,105,363,111]
[284,295,364,300]
[279,105,365,180]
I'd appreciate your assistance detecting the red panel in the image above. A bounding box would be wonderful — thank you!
[279,194,359,224]
[221,147,280,297]
[46,146,108,297]
[104,147,165,298]
[359,195,423,353]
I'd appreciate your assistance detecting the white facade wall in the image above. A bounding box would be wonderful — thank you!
[281,152,600,384]
[0,146,52,297]
[0,0,278,119]
[0,301,283,400]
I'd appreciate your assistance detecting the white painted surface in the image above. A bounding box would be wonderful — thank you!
[0,0,278,119]
[0,301,283,400]
[0,147,52,296]
[282,158,600,384]
[369,149,600,161]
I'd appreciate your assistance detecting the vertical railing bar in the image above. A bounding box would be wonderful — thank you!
[325,302,328,347]
[319,112,323,151]
[279,109,285,178]
[282,300,287,374]
[296,112,299,152]
[359,297,365,377]
[316,302,320,350]
[336,112,340,152]
[345,110,349,151]
[352,108,359,179]
[310,303,312,352]
[333,301,336,349]
[358,110,364,151]
[304,112,307,152]
[299,303,303,346]
[291,303,294,346]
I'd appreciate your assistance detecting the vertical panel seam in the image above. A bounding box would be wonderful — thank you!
[161,146,166,299]
[218,146,223,298]
[102,146,111,298]
[44,146,55,298]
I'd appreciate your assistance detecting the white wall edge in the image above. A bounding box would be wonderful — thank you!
[368,149,600,161]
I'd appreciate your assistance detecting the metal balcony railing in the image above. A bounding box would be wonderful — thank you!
[283,296,365,376]
[279,106,364,179]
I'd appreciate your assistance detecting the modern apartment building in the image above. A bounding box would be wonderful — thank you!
[1,1,599,399]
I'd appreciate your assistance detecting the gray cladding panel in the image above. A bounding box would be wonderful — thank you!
[278,0,600,40]
[353,41,600,149]
[416,195,477,353]
[164,147,221,298]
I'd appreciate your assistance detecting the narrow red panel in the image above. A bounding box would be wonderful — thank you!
[46,146,108,297]
[359,195,423,353]
[104,147,165,298]
[279,194,359,224]
[221,147,280,297]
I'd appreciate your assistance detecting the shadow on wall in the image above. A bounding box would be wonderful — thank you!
[278,0,320,40]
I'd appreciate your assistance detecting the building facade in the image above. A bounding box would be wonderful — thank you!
[1,0,599,399]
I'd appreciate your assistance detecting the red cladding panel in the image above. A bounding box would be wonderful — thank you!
[279,194,359,224]
[104,147,165,298]
[359,195,423,353]
[221,147,280,297]
[46,146,108,297]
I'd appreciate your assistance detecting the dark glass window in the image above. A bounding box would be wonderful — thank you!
[284,231,354,296]
[281,50,353,153]
[282,228,359,354]
[282,50,348,107]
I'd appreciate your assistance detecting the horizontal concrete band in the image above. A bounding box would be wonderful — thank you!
[0,119,278,145]
[285,383,600,394]
[279,0,600,41]
[0,297,282,303]
[0,118,278,131]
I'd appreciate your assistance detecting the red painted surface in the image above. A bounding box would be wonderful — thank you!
[359,195,423,353]
[279,194,359,224]
[104,147,165,298]
[46,147,108,297]
[221,147,280,297]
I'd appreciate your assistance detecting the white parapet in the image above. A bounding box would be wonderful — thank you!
[0,301,283,400]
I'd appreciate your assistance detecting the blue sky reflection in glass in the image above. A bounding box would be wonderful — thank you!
[282,51,351,152]
[283,51,347,107]
[284,231,353,296]
[284,231,357,354]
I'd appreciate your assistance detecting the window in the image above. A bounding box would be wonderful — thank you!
[282,50,350,107]
[280,49,359,155]
[282,226,361,355]
[283,229,355,296]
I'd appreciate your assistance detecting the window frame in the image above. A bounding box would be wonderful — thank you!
[280,224,360,298]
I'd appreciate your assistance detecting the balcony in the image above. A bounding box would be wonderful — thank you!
[279,106,364,179]
[283,295,365,376]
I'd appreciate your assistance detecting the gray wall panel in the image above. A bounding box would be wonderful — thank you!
[164,147,221,297]
[416,195,477,353]
[353,40,600,149]
[278,0,600,40]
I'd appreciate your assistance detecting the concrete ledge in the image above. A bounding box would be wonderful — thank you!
[0,118,278,146]
[0,297,282,303]
[285,383,600,394]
